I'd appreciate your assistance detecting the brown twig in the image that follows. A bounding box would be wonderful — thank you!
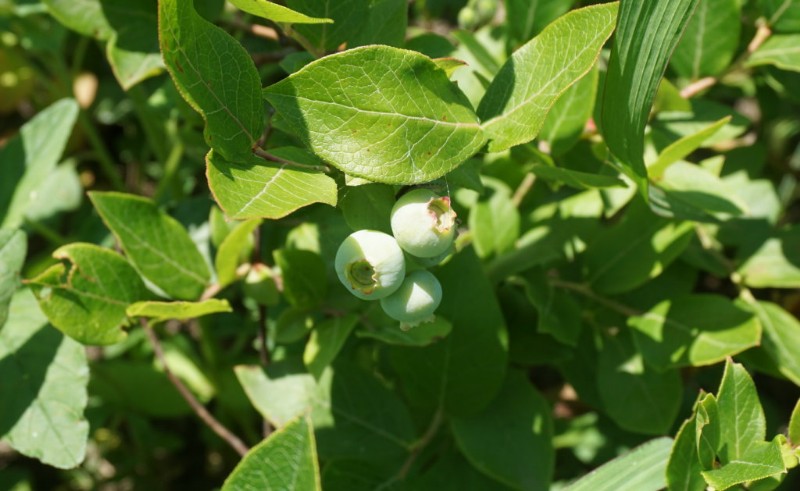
[387,408,444,484]
[143,321,250,456]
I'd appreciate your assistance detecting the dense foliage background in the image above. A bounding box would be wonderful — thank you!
[1,0,800,489]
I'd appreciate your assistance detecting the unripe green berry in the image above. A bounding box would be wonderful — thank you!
[335,230,406,300]
[458,7,478,30]
[390,189,457,259]
[243,264,280,306]
[474,0,497,22]
[380,270,443,327]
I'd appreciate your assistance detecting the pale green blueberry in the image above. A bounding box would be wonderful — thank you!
[390,189,457,258]
[335,230,406,300]
[458,7,478,29]
[380,270,443,328]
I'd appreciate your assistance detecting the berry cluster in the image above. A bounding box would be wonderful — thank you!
[335,189,457,328]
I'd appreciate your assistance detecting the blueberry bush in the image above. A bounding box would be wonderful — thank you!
[2,0,800,489]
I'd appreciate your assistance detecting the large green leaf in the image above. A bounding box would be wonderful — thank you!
[582,200,693,295]
[451,370,554,491]
[761,0,800,33]
[600,0,700,184]
[263,46,485,184]
[228,0,332,24]
[0,289,89,469]
[159,0,264,161]
[745,300,800,386]
[0,98,78,228]
[597,331,682,435]
[716,360,766,463]
[89,192,210,300]
[477,3,617,152]
[628,295,761,369]
[747,35,800,72]
[235,361,416,461]
[29,243,148,345]
[390,248,508,417]
[207,148,337,220]
[222,415,321,491]
[539,64,599,156]
[562,437,674,491]
[0,229,26,328]
[670,0,741,79]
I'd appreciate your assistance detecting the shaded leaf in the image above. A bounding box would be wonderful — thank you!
[222,415,321,491]
[667,413,706,491]
[600,0,700,184]
[273,249,327,309]
[0,98,78,228]
[629,295,761,369]
[303,314,358,379]
[339,184,395,234]
[531,164,626,190]
[29,243,148,345]
[748,35,800,72]
[215,218,261,288]
[671,0,741,79]
[285,0,370,51]
[126,299,232,322]
[451,370,554,491]
[228,0,332,24]
[0,289,89,469]
[745,300,800,386]
[506,0,575,45]
[539,65,599,156]
[207,149,337,220]
[89,192,210,300]
[264,45,485,184]
[469,177,519,258]
[737,227,800,288]
[355,316,452,347]
[761,0,800,33]
[649,162,747,222]
[159,0,264,160]
[0,229,26,328]
[478,3,617,152]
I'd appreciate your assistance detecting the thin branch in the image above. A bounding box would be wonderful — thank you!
[512,172,536,208]
[253,148,331,173]
[200,263,251,300]
[387,408,444,485]
[143,321,250,456]
[549,278,642,318]
[680,23,772,99]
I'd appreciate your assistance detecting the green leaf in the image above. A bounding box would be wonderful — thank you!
[506,0,575,45]
[748,35,800,72]
[29,243,148,345]
[451,370,554,491]
[23,161,83,224]
[702,440,786,491]
[215,218,261,288]
[738,227,800,288]
[126,299,232,322]
[745,301,800,386]
[339,184,395,234]
[563,437,674,491]
[235,361,416,461]
[761,0,800,33]
[0,229,26,328]
[531,164,626,190]
[273,249,327,309]
[89,192,211,300]
[648,117,731,178]
[629,295,761,369]
[222,415,321,491]
[789,399,800,444]
[41,0,113,39]
[0,98,79,228]
[539,64,599,156]
[667,413,706,491]
[0,289,89,469]
[285,0,369,51]
[716,359,766,463]
[228,0,332,24]
[521,270,582,346]
[303,314,358,379]
[89,360,192,417]
[350,0,408,48]
[696,394,721,470]
[355,316,453,346]
[159,0,264,161]
[597,331,682,435]
[648,162,747,222]
[600,0,700,184]
[671,0,741,79]
[264,45,485,185]
[390,248,508,417]
[207,149,338,220]
[477,3,617,152]
[582,200,693,295]
[469,177,520,258]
